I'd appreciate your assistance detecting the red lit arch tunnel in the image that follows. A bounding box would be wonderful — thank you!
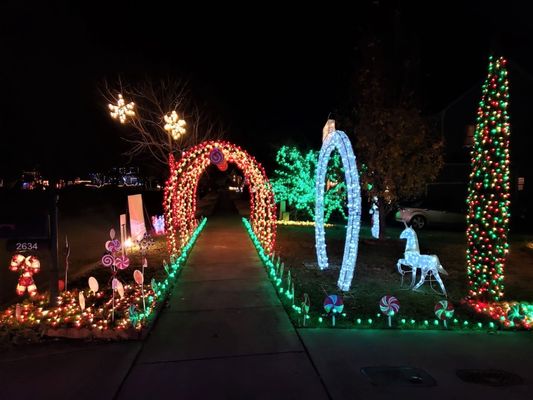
[164,141,277,256]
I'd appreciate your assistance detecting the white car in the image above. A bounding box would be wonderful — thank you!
[395,199,465,230]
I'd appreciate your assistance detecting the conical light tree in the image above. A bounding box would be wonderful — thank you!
[466,55,511,301]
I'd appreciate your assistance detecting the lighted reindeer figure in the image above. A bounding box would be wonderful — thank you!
[397,222,448,296]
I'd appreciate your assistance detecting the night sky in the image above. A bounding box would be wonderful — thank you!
[2,1,533,178]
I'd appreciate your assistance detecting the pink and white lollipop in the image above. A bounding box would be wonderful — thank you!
[101,254,115,267]
[105,239,121,253]
[115,255,130,270]
[379,295,400,327]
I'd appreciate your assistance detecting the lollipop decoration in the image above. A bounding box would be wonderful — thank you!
[434,300,455,328]
[9,254,40,297]
[88,277,99,294]
[379,295,400,327]
[323,294,344,326]
[209,147,224,165]
[302,293,310,326]
[101,228,129,321]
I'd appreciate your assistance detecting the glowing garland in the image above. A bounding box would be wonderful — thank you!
[0,219,207,336]
[468,300,533,329]
[315,130,361,291]
[164,141,277,255]
[466,56,511,301]
[244,217,509,331]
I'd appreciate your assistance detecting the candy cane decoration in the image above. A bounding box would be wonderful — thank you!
[315,130,361,292]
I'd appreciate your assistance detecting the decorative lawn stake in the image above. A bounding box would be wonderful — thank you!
[79,291,86,311]
[397,223,448,296]
[434,300,454,329]
[315,129,362,291]
[88,276,99,294]
[101,228,129,322]
[134,267,145,312]
[64,235,70,291]
[380,295,400,327]
[290,282,295,306]
[9,254,40,297]
[302,293,310,326]
[287,270,292,294]
[369,196,380,239]
[279,262,284,282]
[323,294,344,326]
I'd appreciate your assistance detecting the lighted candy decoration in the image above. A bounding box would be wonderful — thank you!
[9,254,41,297]
[152,215,165,235]
[323,294,344,326]
[302,293,310,326]
[115,255,130,270]
[397,223,448,296]
[315,130,361,291]
[369,196,380,239]
[101,253,115,267]
[79,291,86,311]
[134,268,146,312]
[379,295,400,327]
[209,147,224,165]
[88,276,99,293]
[217,160,228,172]
[105,239,121,253]
[434,300,455,328]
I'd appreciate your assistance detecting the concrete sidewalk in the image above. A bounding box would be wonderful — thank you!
[115,215,329,399]
[2,195,532,399]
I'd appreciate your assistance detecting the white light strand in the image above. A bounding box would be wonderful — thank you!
[315,130,361,291]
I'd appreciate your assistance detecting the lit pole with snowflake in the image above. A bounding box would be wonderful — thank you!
[466,55,511,301]
[108,94,135,124]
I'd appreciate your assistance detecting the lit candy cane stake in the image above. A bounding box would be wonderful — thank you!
[315,130,361,291]
[9,254,40,297]
[434,300,454,329]
[302,293,310,326]
[379,295,400,327]
[323,294,344,326]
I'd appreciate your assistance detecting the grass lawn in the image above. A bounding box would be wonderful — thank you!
[274,222,533,329]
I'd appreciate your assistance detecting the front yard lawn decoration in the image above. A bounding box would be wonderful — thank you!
[434,300,454,329]
[379,295,400,327]
[315,130,361,291]
[165,141,276,255]
[466,55,511,301]
[397,223,448,296]
[10,254,40,297]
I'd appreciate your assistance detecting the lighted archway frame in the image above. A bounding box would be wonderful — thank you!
[315,130,361,291]
[164,141,277,255]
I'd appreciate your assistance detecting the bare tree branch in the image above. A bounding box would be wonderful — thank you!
[101,77,226,170]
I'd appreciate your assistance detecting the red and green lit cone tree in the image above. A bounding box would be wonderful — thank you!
[466,55,511,301]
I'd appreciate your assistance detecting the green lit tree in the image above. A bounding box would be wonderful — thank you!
[466,56,511,301]
[271,146,347,222]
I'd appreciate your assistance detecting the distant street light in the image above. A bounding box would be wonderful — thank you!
[108,94,135,124]
[164,111,186,142]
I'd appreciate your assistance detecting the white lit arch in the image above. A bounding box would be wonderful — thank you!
[315,130,361,291]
